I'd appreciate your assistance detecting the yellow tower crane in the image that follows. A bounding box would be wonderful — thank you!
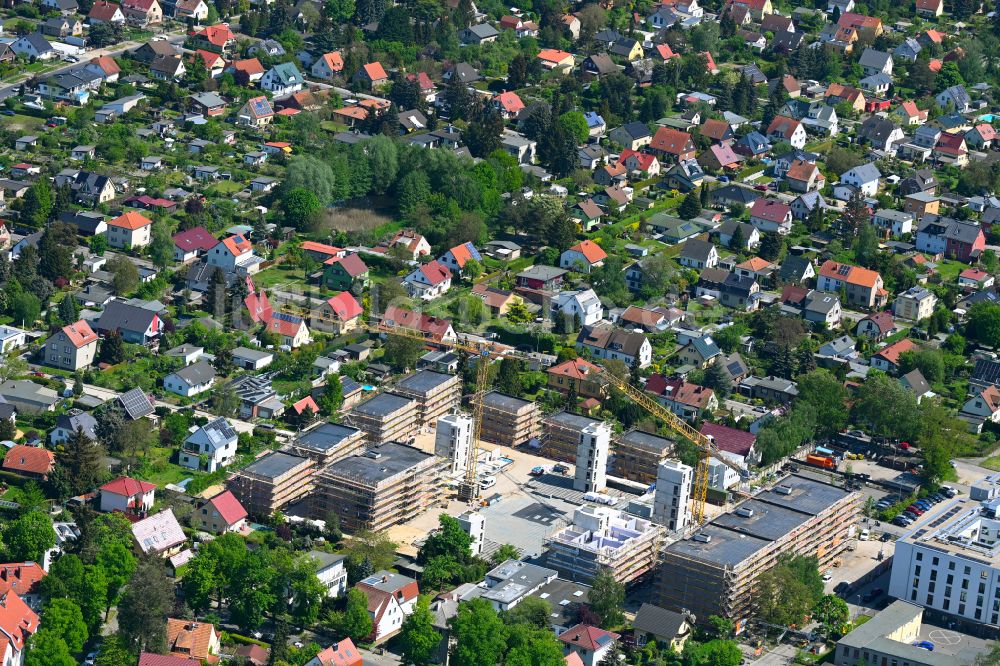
[366,320,746,521]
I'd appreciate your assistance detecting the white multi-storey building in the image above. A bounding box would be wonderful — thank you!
[435,413,473,476]
[889,495,1000,629]
[654,460,693,531]
[575,422,611,493]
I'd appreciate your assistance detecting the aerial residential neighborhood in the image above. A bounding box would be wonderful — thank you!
[2,0,1000,665]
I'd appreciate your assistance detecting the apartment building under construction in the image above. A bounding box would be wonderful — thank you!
[546,505,663,586]
[480,391,542,448]
[348,392,419,444]
[311,442,447,533]
[659,474,860,622]
[226,451,316,518]
[613,430,675,485]
[290,422,367,467]
[392,370,461,427]
[542,411,605,464]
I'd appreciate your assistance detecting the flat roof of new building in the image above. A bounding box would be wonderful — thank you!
[545,411,600,431]
[666,523,772,567]
[665,474,854,567]
[483,391,534,412]
[352,392,415,418]
[618,430,674,453]
[296,422,362,452]
[900,497,1000,561]
[756,474,853,516]
[395,370,457,394]
[240,451,310,480]
[322,442,435,485]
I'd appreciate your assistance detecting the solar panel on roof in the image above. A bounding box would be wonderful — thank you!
[119,388,153,418]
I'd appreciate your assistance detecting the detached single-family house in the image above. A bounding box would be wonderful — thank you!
[164,360,216,398]
[181,417,238,471]
[560,240,608,273]
[106,211,153,249]
[261,62,305,97]
[817,260,887,309]
[45,320,98,371]
[404,260,453,300]
[749,199,793,235]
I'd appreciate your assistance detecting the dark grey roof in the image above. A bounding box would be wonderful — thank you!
[170,360,216,385]
[394,370,456,394]
[241,451,309,479]
[858,48,892,70]
[296,422,362,452]
[544,410,600,431]
[323,442,434,484]
[711,184,759,205]
[778,254,813,280]
[617,121,651,140]
[971,358,1000,386]
[899,368,930,396]
[680,239,715,262]
[95,300,158,334]
[483,391,533,412]
[55,409,98,437]
[352,392,415,418]
[617,429,674,453]
[632,604,688,640]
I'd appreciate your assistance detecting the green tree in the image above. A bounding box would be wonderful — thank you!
[40,599,88,653]
[678,191,702,220]
[384,334,424,372]
[490,544,520,565]
[506,623,566,665]
[21,179,53,227]
[557,111,590,144]
[795,369,849,437]
[758,232,785,262]
[282,155,339,205]
[899,349,944,384]
[117,558,174,654]
[400,595,441,666]
[495,358,524,396]
[852,372,920,442]
[108,255,139,296]
[967,302,1000,348]
[5,512,56,562]
[814,594,850,636]
[284,188,323,232]
[96,541,137,607]
[463,104,505,158]
[337,588,374,643]
[344,530,398,581]
[418,514,475,564]
[319,374,344,416]
[58,294,79,325]
[9,291,40,327]
[505,596,552,629]
[25,631,75,666]
[99,330,125,364]
[149,220,174,269]
[588,568,625,628]
[450,598,508,666]
[229,550,276,631]
[51,426,105,499]
[702,361,732,398]
[757,555,823,627]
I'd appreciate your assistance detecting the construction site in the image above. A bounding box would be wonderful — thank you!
[658,474,862,622]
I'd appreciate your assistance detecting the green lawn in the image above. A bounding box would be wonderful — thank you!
[254,265,307,290]
[934,259,965,283]
[207,180,244,195]
[980,455,1000,472]
[135,446,199,488]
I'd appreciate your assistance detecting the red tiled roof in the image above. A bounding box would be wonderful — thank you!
[819,260,881,289]
[537,49,573,63]
[548,358,603,381]
[558,624,620,651]
[325,252,368,277]
[138,654,201,666]
[196,24,234,47]
[0,563,46,598]
[108,210,152,230]
[700,422,756,457]
[231,58,264,75]
[495,91,524,114]
[320,51,344,72]
[220,234,252,256]
[326,292,362,320]
[301,240,343,258]
[874,338,917,366]
[644,375,715,409]
[567,240,608,263]
[89,1,122,20]
[749,198,791,223]
[62,319,97,348]
[363,62,388,81]
[861,311,894,334]
[650,127,694,155]
[2,446,54,477]
[205,490,247,525]
[101,476,156,497]
[382,306,453,341]
[418,260,452,286]
[244,290,273,324]
[90,55,121,76]
[0,590,38,653]
[173,226,217,253]
[312,638,362,666]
